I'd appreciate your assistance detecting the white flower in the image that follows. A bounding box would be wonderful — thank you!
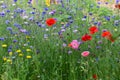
[22,16,28,19]
[12,4,16,6]
[46,28,49,31]
[0,1,4,4]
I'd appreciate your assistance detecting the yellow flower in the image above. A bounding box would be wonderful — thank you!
[16,49,21,53]
[7,59,12,64]
[26,55,32,59]
[9,52,13,56]
[114,28,117,31]
[26,49,32,52]
[103,22,107,24]
[19,53,23,57]
[7,59,11,62]
[2,44,7,48]
[26,36,30,39]
[55,0,58,4]
[61,22,65,24]
[3,57,7,61]
[15,34,18,36]
[46,0,50,6]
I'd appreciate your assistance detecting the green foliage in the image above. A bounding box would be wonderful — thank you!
[0,0,120,80]
[98,7,113,16]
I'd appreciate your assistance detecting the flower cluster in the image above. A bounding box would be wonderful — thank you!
[0,0,120,80]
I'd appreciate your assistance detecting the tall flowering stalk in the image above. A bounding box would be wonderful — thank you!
[45,0,50,6]
[45,0,61,6]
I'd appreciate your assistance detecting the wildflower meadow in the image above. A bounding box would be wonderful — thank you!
[0,0,120,80]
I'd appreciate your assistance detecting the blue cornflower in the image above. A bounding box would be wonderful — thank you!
[28,16,34,21]
[0,12,5,17]
[44,34,48,39]
[97,2,101,5]
[67,16,72,19]
[105,2,108,4]
[37,23,42,27]
[83,16,87,18]
[6,10,10,13]
[30,11,35,14]
[96,6,100,8]
[97,22,101,26]
[41,24,46,28]
[36,21,39,24]
[42,11,46,15]
[104,16,110,21]
[94,22,98,25]
[8,45,12,49]
[69,20,73,23]
[13,0,17,2]
[112,15,115,18]
[8,49,12,52]
[114,20,119,26]
[89,12,93,16]
[44,7,49,11]
[1,4,7,9]
[66,23,70,27]
[24,31,30,35]
[116,0,120,4]
[7,27,12,31]
[0,37,5,41]
[15,8,23,13]
[5,20,10,24]
[14,23,22,29]
[28,1,31,4]
[20,9,24,13]
[13,39,17,43]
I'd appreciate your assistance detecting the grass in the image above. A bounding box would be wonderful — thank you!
[0,0,120,80]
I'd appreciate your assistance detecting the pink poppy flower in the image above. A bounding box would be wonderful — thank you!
[69,40,79,49]
[81,51,90,57]
[20,29,27,33]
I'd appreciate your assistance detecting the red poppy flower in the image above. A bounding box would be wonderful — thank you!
[46,18,56,26]
[101,31,115,42]
[115,4,120,9]
[81,34,92,41]
[89,26,98,34]
[92,74,97,79]
[101,31,112,37]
